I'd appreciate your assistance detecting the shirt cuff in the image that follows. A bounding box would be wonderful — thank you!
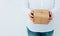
[24,8,31,15]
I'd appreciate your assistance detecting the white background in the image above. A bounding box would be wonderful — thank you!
[0,0,60,36]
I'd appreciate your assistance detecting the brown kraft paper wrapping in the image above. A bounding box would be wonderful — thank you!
[32,9,50,24]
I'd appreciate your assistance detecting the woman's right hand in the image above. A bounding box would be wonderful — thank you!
[28,10,34,22]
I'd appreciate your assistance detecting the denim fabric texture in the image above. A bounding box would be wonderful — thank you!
[27,28,54,36]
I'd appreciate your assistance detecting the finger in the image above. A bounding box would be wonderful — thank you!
[48,18,52,22]
[28,10,34,21]
[49,11,52,17]
[49,16,53,20]
[48,11,53,22]
[29,11,34,17]
[48,17,53,23]
[49,11,53,20]
[30,17,34,21]
[31,10,34,15]
[29,13,34,18]
[29,14,34,21]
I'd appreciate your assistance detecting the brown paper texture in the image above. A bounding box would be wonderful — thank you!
[32,9,49,24]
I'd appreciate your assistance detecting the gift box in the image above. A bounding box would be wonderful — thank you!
[32,9,50,24]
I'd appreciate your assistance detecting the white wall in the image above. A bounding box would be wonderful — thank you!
[0,0,27,36]
[0,0,60,36]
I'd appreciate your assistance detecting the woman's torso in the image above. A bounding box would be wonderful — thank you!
[26,0,55,32]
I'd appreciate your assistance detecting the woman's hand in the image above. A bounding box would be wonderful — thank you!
[28,10,34,22]
[28,10,53,22]
[48,11,53,22]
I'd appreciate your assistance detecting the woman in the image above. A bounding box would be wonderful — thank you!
[24,0,55,36]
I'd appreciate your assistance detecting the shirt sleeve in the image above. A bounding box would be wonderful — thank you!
[51,0,57,24]
[24,0,31,26]
[24,0,31,15]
